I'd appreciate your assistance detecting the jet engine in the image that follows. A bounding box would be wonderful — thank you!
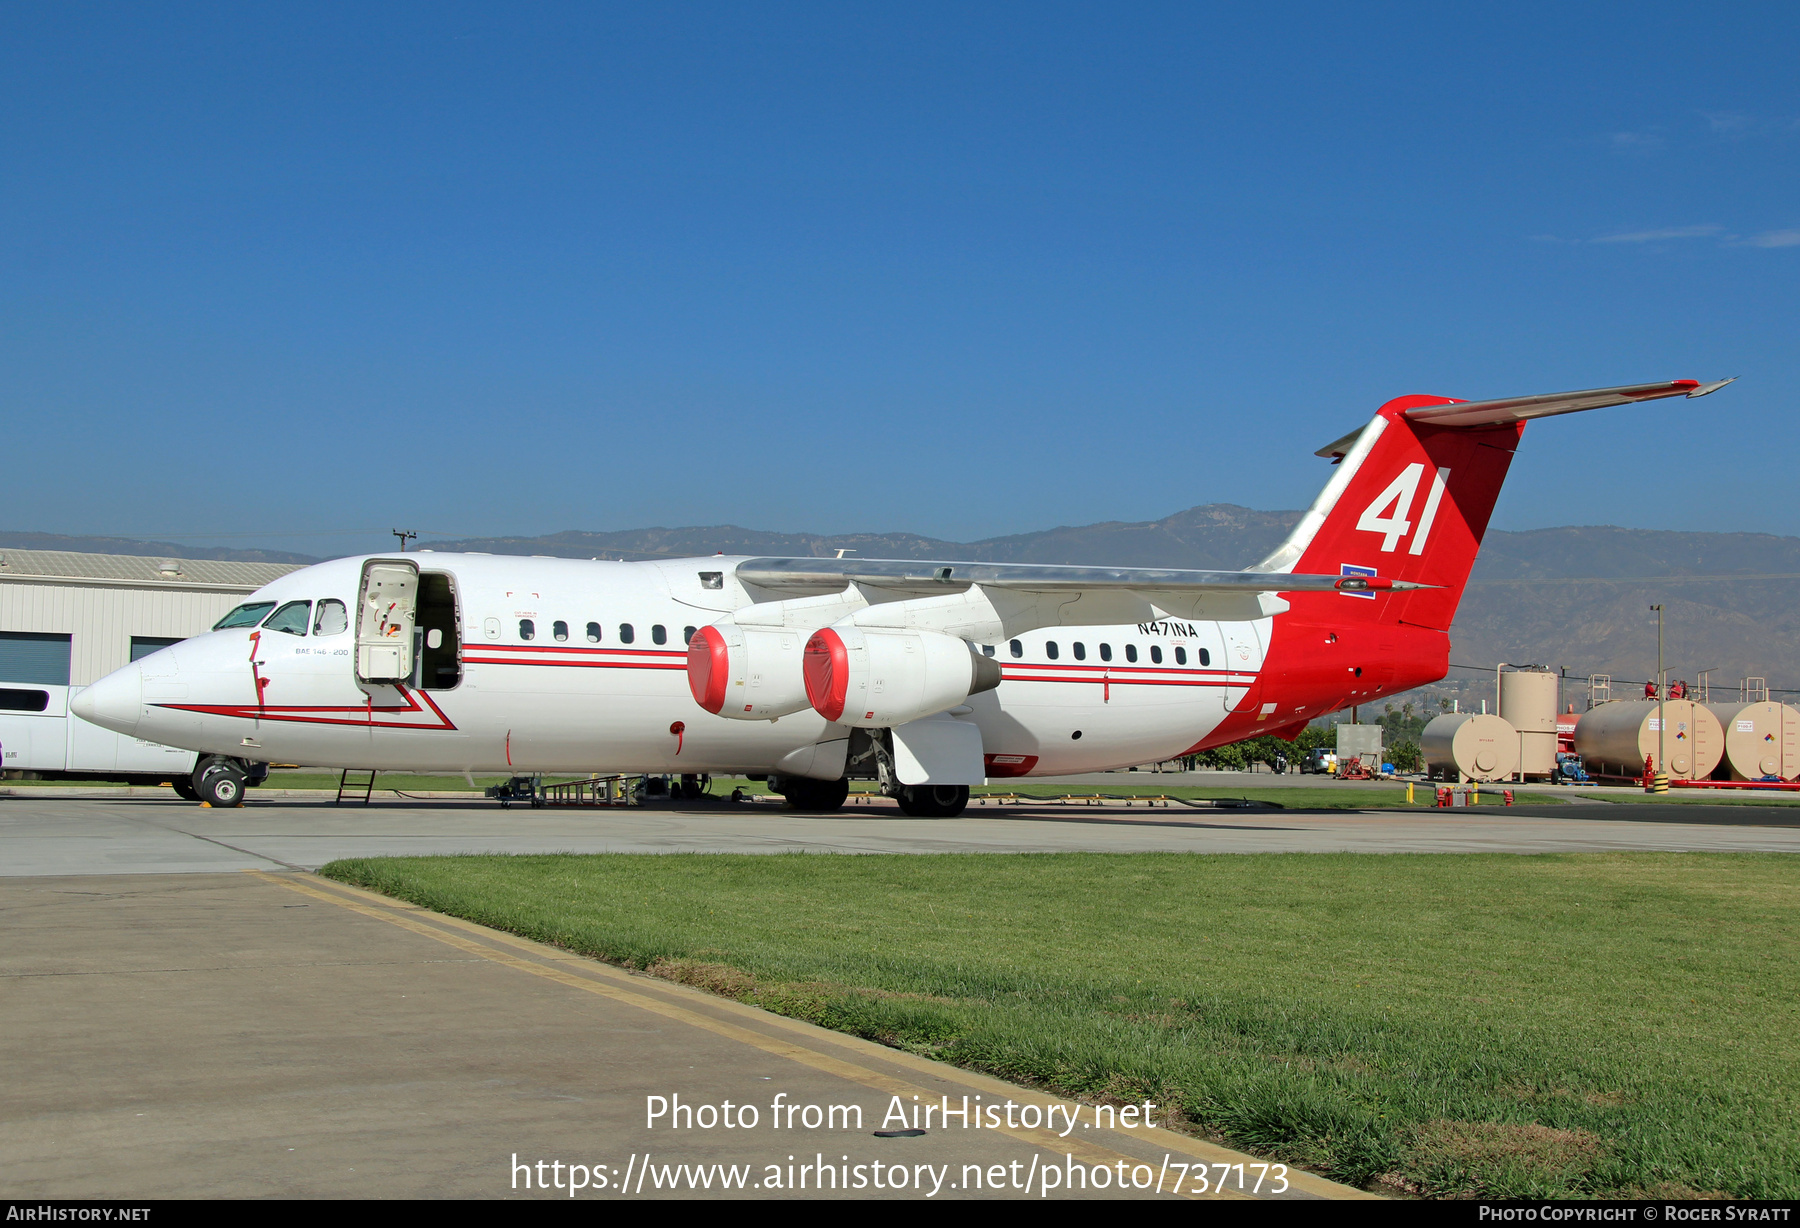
[686,624,813,719]
[802,626,1001,728]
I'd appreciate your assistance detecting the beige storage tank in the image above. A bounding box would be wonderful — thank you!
[1422,713,1519,783]
[1499,670,1558,779]
[1572,700,1723,780]
[1707,701,1800,781]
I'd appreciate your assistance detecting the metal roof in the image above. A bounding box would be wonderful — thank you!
[0,549,303,592]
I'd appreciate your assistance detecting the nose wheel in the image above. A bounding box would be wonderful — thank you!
[194,757,247,807]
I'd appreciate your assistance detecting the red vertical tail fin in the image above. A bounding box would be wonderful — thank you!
[1197,379,1726,745]
[1256,394,1523,633]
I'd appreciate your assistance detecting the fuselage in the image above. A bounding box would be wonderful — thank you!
[76,552,1274,779]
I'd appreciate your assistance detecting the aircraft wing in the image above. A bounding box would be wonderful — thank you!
[734,557,1424,597]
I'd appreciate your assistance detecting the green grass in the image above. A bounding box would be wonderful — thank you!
[319,851,1800,1199]
[1587,791,1800,809]
[258,772,562,792]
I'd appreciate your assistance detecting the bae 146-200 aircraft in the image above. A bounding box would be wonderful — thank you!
[74,378,1735,813]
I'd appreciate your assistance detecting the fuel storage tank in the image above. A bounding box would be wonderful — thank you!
[1572,700,1723,780]
[1421,713,1519,783]
[1499,670,1558,780]
[1706,701,1800,781]
[1556,710,1581,754]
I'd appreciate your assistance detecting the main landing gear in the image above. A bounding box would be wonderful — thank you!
[894,785,969,818]
[774,775,851,811]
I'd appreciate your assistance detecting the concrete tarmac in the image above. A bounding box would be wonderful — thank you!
[5,787,1795,1200]
[2,791,1799,878]
[0,870,1355,1200]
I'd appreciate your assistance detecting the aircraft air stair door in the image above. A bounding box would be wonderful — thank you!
[356,560,419,685]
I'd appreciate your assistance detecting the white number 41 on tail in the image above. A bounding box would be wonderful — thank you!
[1356,463,1451,554]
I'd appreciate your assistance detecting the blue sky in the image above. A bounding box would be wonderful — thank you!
[2,2,1795,556]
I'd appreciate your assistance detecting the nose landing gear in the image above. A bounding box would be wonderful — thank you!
[190,755,266,807]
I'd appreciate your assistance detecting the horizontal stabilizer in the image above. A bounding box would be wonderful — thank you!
[1316,378,1735,457]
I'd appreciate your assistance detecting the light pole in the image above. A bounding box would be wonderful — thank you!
[1650,604,1666,793]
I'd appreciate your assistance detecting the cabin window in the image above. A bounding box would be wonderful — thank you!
[683,626,696,645]
[1199,648,1211,666]
[1099,643,1112,662]
[652,625,667,645]
[699,571,723,590]
[1175,646,1187,665]
[313,600,349,636]
[265,601,312,636]
[1150,645,1163,664]
[982,644,995,657]
[1072,642,1086,661]
[553,620,569,642]
[519,619,535,641]
[586,622,602,643]
[619,624,635,644]
[1125,644,1138,663]
[1009,640,1023,658]
[213,602,275,631]
[1045,642,1060,660]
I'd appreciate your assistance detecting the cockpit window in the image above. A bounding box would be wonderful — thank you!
[313,600,349,636]
[264,601,312,636]
[213,602,276,630]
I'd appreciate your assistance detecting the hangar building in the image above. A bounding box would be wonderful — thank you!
[0,548,302,779]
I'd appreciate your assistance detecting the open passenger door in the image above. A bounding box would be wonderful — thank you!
[356,559,419,684]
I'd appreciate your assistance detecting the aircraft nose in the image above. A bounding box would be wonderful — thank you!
[71,664,145,736]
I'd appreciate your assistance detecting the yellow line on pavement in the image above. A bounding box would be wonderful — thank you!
[251,869,1372,1200]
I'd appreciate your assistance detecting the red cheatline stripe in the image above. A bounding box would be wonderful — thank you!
[469,643,686,657]
[995,661,1241,676]
[462,657,685,670]
[1002,676,1237,689]
[157,685,458,731]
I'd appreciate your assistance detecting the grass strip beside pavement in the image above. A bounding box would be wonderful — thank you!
[319,851,1799,1199]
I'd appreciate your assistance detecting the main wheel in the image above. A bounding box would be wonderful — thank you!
[171,776,201,802]
[781,776,850,811]
[895,784,969,818]
[196,758,247,807]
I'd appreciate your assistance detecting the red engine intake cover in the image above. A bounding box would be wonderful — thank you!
[687,625,731,714]
[803,629,848,722]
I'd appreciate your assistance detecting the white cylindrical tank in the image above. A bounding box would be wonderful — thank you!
[1572,700,1723,780]
[1707,701,1800,781]
[1499,670,1558,779]
[1421,713,1519,783]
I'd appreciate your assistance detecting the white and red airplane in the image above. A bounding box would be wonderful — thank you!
[74,378,1734,812]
